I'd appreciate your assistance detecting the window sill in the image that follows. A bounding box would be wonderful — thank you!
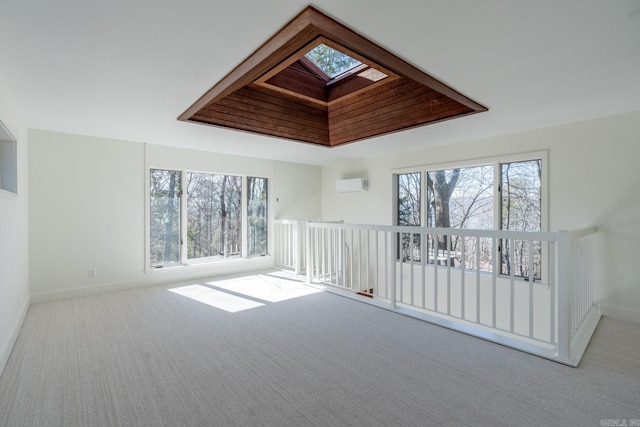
[148,255,273,274]
[0,189,18,200]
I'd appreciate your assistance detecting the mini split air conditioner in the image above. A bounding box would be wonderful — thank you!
[335,178,368,193]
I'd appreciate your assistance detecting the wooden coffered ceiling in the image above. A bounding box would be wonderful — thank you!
[179,6,487,148]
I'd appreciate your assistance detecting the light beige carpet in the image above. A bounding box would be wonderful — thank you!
[0,271,638,426]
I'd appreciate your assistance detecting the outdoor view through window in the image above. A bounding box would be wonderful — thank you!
[304,43,362,79]
[397,159,542,279]
[150,170,267,268]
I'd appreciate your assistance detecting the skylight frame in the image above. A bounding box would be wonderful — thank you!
[179,6,487,147]
[254,36,399,106]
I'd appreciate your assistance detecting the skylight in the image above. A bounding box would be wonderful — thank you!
[304,43,362,79]
[179,6,487,147]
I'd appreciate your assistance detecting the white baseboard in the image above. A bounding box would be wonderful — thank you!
[30,259,275,303]
[569,305,602,367]
[30,278,152,303]
[599,303,640,323]
[0,296,30,377]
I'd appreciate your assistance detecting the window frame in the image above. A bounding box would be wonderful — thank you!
[0,119,17,196]
[185,171,243,262]
[392,151,548,276]
[145,168,270,271]
[246,176,269,257]
[149,168,182,268]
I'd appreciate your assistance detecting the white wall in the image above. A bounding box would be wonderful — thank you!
[321,111,640,321]
[272,161,321,221]
[0,75,29,375]
[28,131,321,302]
[21,111,640,323]
[144,144,321,223]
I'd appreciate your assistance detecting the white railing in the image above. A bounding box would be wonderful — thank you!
[273,220,306,274]
[301,222,599,366]
[557,227,600,364]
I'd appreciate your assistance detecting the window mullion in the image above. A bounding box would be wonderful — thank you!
[391,174,398,226]
[495,162,503,275]
[421,171,427,227]
[180,170,188,265]
[241,176,248,258]
[494,161,502,231]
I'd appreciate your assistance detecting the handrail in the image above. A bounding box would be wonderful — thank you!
[308,221,559,241]
[301,221,599,366]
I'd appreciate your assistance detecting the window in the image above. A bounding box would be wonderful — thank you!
[149,170,268,268]
[0,119,17,194]
[247,177,268,256]
[425,164,495,271]
[397,173,421,227]
[397,173,421,260]
[427,165,493,229]
[394,153,545,277]
[187,173,242,260]
[150,169,181,267]
[305,43,362,79]
[500,160,542,278]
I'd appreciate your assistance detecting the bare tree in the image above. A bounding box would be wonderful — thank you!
[150,169,181,266]
[305,43,361,77]
[427,169,460,260]
[501,160,542,278]
[163,172,177,262]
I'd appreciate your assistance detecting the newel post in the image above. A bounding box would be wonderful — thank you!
[389,231,397,310]
[294,220,304,275]
[305,221,312,284]
[557,230,572,361]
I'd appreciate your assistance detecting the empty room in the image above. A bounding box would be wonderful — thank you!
[1,1,639,425]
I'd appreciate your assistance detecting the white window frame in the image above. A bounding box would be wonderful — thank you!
[0,119,17,196]
[392,151,548,277]
[145,168,270,271]
[246,176,269,257]
[393,151,548,231]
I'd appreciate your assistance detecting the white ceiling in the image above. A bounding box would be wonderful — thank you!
[1,0,639,165]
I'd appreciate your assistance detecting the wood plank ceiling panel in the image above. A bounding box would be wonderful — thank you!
[179,6,486,148]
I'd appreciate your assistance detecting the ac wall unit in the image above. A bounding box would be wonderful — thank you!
[335,178,368,193]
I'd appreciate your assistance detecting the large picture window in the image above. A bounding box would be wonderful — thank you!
[187,173,242,260]
[394,153,545,278]
[149,170,268,268]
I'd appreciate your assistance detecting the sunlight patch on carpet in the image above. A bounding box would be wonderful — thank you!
[169,284,264,313]
[205,274,322,303]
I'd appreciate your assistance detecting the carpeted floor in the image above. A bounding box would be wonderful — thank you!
[0,271,639,426]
